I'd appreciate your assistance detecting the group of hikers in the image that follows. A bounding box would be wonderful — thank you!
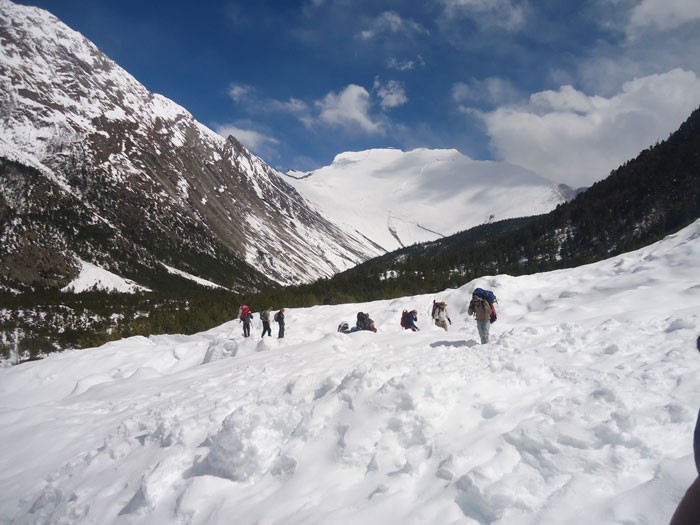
[336,288,498,344]
[238,288,498,344]
[397,288,497,343]
[238,305,285,339]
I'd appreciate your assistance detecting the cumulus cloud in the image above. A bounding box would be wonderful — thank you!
[626,0,700,39]
[315,84,383,133]
[225,82,385,137]
[357,11,428,40]
[438,0,527,30]
[475,69,700,187]
[373,79,408,110]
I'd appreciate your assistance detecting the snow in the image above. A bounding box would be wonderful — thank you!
[285,148,566,252]
[161,263,226,290]
[1,221,699,524]
[61,259,150,293]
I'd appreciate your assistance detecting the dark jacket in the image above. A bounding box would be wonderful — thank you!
[405,312,419,331]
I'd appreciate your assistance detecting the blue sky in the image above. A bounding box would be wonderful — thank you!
[22,0,700,186]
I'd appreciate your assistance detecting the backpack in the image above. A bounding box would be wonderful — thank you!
[431,301,446,319]
[473,288,498,323]
[357,312,373,330]
[273,311,280,322]
[239,305,250,321]
[473,288,497,304]
[400,310,410,329]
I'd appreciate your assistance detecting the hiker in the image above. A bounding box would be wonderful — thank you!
[337,321,351,334]
[261,307,272,337]
[401,309,420,331]
[431,301,451,331]
[354,312,377,332]
[468,293,492,344]
[668,334,700,525]
[239,305,253,337]
[469,288,498,344]
[274,308,285,338]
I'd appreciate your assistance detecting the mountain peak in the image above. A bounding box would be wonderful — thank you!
[223,135,247,156]
[287,147,566,251]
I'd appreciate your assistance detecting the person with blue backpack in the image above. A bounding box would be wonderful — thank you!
[468,288,497,344]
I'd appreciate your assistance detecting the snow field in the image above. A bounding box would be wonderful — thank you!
[0,221,699,524]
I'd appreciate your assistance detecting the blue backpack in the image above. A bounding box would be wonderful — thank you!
[473,288,498,323]
[473,288,497,304]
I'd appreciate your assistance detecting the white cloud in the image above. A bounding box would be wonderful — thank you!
[225,82,385,136]
[227,84,310,119]
[315,84,383,133]
[438,0,527,30]
[357,11,428,40]
[269,97,310,115]
[387,55,425,71]
[227,83,252,103]
[626,0,700,38]
[373,79,408,110]
[559,1,700,97]
[528,85,607,114]
[475,69,700,187]
[213,124,279,151]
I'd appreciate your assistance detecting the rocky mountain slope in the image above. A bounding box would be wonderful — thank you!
[0,0,375,293]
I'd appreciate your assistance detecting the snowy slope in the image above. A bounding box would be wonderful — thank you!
[1,220,699,524]
[286,148,568,251]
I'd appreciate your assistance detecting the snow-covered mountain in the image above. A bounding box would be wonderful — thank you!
[1,219,699,524]
[0,0,575,293]
[0,0,375,292]
[286,148,570,252]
